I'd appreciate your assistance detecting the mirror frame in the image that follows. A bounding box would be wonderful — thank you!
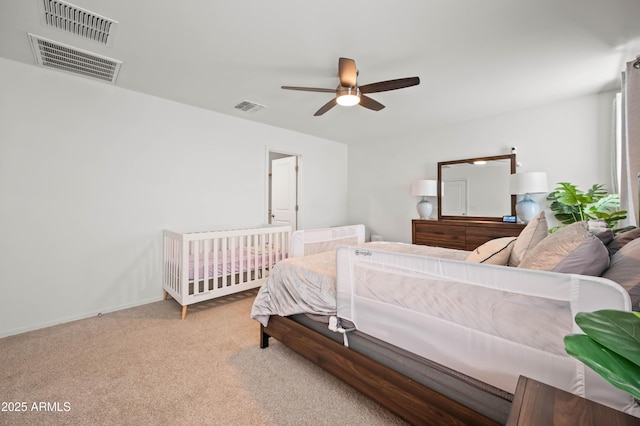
[437,154,516,222]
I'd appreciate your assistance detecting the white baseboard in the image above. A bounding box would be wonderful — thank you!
[0,295,165,339]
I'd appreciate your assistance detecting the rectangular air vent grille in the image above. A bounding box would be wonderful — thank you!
[38,0,118,46]
[234,101,266,113]
[29,34,122,83]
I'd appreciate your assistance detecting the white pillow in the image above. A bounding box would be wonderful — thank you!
[466,237,517,265]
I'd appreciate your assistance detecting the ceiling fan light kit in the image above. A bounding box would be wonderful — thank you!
[336,86,360,106]
[282,57,419,116]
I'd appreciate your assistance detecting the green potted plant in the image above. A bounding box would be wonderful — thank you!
[547,182,628,233]
[564,310,640,401]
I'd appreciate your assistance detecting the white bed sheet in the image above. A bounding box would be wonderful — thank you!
[250,242,468,326]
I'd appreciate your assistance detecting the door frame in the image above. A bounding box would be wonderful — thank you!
[442,179,469,216]
[265,148,302,230]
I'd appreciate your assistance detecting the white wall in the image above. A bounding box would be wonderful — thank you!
[0,58,348,337]
[0,55,619,336]
[348,91,618,243]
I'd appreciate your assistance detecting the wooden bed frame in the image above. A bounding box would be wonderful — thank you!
[260,315,500,426]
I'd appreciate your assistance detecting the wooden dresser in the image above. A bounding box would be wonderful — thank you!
[412,219,525,251]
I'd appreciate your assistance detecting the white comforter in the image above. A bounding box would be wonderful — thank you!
[250,242,468,326]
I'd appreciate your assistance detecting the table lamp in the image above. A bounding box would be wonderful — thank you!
[509,172,548,223]
[411,179,438,219]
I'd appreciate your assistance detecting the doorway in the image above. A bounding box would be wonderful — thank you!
[267,151,300,230]
[442,179,468,216]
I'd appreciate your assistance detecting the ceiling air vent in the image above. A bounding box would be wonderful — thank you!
[38,0,118,46]
[234,101,266,113]
[28,33,122,83]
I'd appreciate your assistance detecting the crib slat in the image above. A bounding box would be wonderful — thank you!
[172,238,180,294]
[239,235,246,284]
[167,237,176,293]
[192,240,200,295]
[264,232,269,277]
[230,236,237,286]
[267,233,274,277]
[174,239,181,292]
[253,234,260,278]
[223,237,229,287]
[203,239,211,291]
[213,238,219,289]
[181,237,189,300]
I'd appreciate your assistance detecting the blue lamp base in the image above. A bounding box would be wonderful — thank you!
[417,197,433,219]
[515,193,540,224]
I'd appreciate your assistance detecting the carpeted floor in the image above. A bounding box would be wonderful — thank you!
[0,289,407,425]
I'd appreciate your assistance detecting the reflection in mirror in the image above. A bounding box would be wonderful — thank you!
[438,154,516,221]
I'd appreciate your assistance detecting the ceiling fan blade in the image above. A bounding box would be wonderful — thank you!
[314,98,337,116]
[338,57,357,87]
[359,77,420,94]
[281,86,337,93]
[359,95,385,111]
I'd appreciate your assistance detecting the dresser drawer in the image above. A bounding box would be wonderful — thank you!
[412,220,525,251]
[465,224,523,250]
[413,222,466,250]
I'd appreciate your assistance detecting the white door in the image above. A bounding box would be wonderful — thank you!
[271,156,298,230]
[443,180,468,216]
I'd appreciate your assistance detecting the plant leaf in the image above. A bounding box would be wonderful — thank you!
[564,334,640,400]
[557,192,590,207]
[547,182,625,228]
[591,194,621,212]
[585,184,608,202]
[574,310,640,367]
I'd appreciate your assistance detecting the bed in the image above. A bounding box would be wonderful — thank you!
[163,224,291,319]
[251,223,640,424]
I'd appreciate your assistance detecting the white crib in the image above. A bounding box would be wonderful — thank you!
[163,225,291,319]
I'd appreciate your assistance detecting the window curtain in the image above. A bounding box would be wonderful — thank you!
[620,60,640,227]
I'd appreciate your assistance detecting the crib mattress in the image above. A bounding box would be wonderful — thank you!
[187,248,284,281]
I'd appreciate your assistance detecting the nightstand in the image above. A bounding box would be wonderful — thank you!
[507,376,639,425]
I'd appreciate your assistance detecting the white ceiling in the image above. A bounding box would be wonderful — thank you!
[2,0,640,146]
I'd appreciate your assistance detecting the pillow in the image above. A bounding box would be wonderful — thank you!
[587,220,614,246]
[607,227,640,255]
[508,211,548,266]
[518,221,610,276]
[602,238,640,312]
[466,237,517,265]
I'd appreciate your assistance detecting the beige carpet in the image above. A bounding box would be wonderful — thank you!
[0,289,407,425]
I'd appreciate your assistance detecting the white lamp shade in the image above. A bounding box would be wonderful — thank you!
[411,179,438,196]
[509,172,548,195]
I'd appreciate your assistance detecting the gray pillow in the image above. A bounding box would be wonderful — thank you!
[508,211,548,267]
[518,221,610,276]
[608,227,640,255]
[587,220,614,246]
[602,238,640,312]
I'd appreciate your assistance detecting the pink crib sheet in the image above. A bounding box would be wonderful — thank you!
[189,248,284,281]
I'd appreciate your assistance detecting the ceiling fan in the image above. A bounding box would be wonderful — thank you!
[281,57,420,116]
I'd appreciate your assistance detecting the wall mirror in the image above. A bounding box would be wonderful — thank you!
[437,154,516,221]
